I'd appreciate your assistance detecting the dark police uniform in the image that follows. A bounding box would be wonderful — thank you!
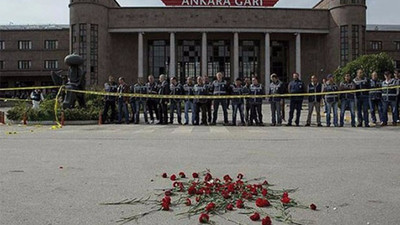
[133,82,149,124]
[183,82,195,125]
[129,84,137,123]
[306,82,322,126]
[158,80,170,124]
[211,80,229,125]
[382,78,399,125]
[194,83,209,125]
[230,84,245,125]
[287,79,305,126]
[169,83,183,124]
[322,82,339,127]
[339,80,356,127]
[102,82,117,123]
[369,78,383,124]
[204,80,213,123]
[242,83,252,124]
[353,77,371,127]
[146,81,159,122]
[117,83,130,124]
[249,83,265,126]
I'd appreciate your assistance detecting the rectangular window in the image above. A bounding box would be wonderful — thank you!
[18,40,32,50]
[44,60,58,69]
[45,40,58,50]
[71,24,77,53]
[361,25,366,54]
[207,40,231,78]
[0,61,4,69]
[395,41,400,51]
[0,41,4,50]
[352,25,359,60]
[177,40,201,84]
[18,60,31,69]
[148,40,170,79]
[340,25,349,67]
[395,61,400,69]
[90,24,99,85]
[239,40,260,79]
[370,41,382,50]
[79,23,87,72]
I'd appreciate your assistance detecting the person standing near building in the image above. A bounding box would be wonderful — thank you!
[211,72,229,125]
[287,73,305,126]
[322,74,339,127]
[394,70,400,123]
[369,71,383,125]
[146,75,159,124]
[102,76,117,124]
[381,71,398,126]
[204,76,213,124]
[339,74,356,127]
[249,76,265,126]
[183,76,196,125]
[269,74,284,126]
[194,76,209,125]
[133,77,149,124]
[169,77,183,125]
[117,77,130,124]
[129,82,136,124]
[230,78,245,126]
[243,77,252,125]
[305,75,322,127]
[157,74,170,125]
[353,69,371,127]
[30,89,44,110]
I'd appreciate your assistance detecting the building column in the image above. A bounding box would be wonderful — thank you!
[201,32,207,76]
[233,32,239,80]
[264,32,271,93]
[138,32,144,78]
[169,32,176,77]
[295,33,301,79]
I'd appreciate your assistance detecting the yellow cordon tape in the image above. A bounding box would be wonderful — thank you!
[52,85,65,129]
[67,85,400,99]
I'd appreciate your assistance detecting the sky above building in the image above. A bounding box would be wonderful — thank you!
[0,0,398,25]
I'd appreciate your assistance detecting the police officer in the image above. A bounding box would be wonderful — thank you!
[157,74,170,125]
[169,77,183,124]
[305,75,322,127]
[211,72,229,125]
[30,89,44,110]
[133,77,149,124]
[249,76,265,126]
[394,69,400,123]
[117,77,130,124]
[230,78,245,126]
[339,74,356,127]
[322,74,339,127]
[102,76,117,124]
[287,72,305,126]
[369,71,383,125]
[146,75,159,124]
[183,76,196,125]
[243,77,252,125]
[353,69,371,127]
[194,76,209,125]
[204,76,213,123]
[129,82,136,123]
[269,74,284,126]
[381,71,399,126]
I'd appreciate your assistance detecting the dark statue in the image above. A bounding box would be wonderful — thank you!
[51,54,86,109]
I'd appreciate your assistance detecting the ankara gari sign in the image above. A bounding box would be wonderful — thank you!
[161,0,279,7]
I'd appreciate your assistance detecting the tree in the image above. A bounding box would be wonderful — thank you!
[333,53,395,81]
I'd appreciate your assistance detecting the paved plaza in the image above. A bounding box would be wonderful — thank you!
[1,121,399,225]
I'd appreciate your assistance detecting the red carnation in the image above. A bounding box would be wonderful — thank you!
[256,198,270,207]
[223,175,232,182]
[162,173,168,178]
[192,172,199,178]
[262,189,268,196]
[237,173,244,180]
[205,202,216,212]
[281,196,291,204]
[161,201,170,211]
[204,173,212,182]
[282,192,289,198]
[188,186,196,195]
[179,172,186,178]
[199,213,209,223]
[250,212,260,221]
[170,174,176,181]
[162,196,171,204]
[262,216,272,225]
[226,203,234,211]
[227,183,235,192]
[310,203,317,210]
[236,199,244,208]
[186,198,192,206]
